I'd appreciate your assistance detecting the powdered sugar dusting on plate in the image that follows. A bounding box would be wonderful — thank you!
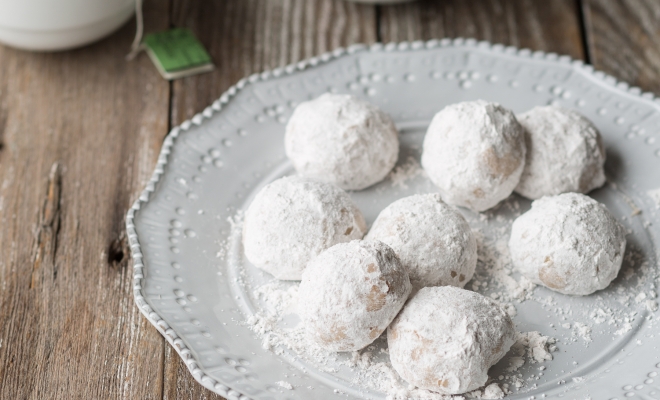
[388,156,425,190]
[228,154,658,398]
[648,188,660,210]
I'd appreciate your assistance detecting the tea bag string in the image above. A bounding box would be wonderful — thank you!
[126,0,144,61]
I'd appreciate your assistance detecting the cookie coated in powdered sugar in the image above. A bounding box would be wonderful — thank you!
[387,286,516,395]
[365,193,477,293]
[242,176,366,280]
[285,93,399,191]
[421,100,526,212]
[299,240,411,352]
[509,192,626,295]
[515,106,606,199]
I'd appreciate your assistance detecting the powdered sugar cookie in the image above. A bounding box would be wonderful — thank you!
[242,176,366,280]
[285,93,399,190]
[300,240,411,352]
[421,100,526,212]
[365,194,477,292]
[388,286,516,394]
[509,192,626,295]
[515,106,606,199]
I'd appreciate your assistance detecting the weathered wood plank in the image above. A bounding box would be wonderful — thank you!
[582,0,660,94]
[169,0,377,126]
[163,0,376,397]
[0,0,170,398]
[379,0,585,60]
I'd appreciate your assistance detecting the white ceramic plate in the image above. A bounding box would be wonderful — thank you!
[127,39,660,400]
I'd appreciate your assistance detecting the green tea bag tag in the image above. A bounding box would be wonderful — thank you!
[143,28,214,80]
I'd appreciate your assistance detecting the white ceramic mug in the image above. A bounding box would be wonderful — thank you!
[0,0,135,51]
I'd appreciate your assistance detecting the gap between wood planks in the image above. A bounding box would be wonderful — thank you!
[0,106,6,153]
[577,0,593,64]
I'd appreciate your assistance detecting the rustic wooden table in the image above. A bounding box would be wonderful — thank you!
[0,0,658,398]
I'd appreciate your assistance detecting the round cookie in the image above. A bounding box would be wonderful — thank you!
[509,192,626,295]
[242,176,366,280]
[285,93,399,191]
[515,106,606,199]
[365,194,477,292]
[299,240,411,352]
[421,100,526,212]
[387,286,516,395]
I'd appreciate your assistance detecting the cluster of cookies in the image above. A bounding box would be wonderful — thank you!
[242,93,626,395]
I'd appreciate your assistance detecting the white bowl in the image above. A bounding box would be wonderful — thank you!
[0,0,135,51]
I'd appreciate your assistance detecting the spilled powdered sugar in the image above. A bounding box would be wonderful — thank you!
[647,188,660,210]
[388,156,425,190]
[233,194,561,399]
[507,332,555,370]
[276,381,294,390]
[230,173,658,398]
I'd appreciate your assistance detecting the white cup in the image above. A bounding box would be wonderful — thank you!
[0,0,135,51]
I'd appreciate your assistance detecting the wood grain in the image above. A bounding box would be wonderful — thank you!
[378,0,585,60]
[169,0,377,126]
[582,0,660,94]
[0,0,170,398]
